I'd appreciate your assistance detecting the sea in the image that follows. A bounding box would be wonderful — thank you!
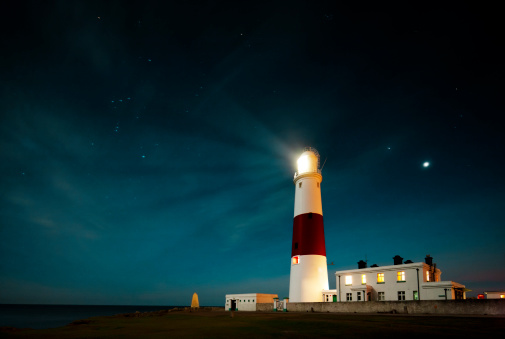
[0,304,182,329]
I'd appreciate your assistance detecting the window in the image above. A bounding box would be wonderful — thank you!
[378,292,385,301]
[345,276,352,285]
[377,273,384,283]
[426,271,430,281]
[248,300,250,302]
[346,293,352,301]
[253,300,255,302]
[317,182,320,188]
[398,291,405,301]
[292,256,299,264]
[294,242,298,249]
[413,291,418,300]
[357,292,361,301]
[397,271,406,282]
[361,274,366,284]
[501,295,505,299]
[299,182,302,188]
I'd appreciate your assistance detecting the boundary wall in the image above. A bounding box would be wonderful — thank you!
[256,303,275,312]
[285,300,505,315]
[200,307,225,311]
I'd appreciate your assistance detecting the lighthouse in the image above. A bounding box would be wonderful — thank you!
[289,147,329,302]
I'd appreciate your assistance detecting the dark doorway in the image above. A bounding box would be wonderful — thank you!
[231,300,237,311]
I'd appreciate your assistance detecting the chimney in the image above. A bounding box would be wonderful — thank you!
[404,260,413,264]
[425,255,433,265]
[393,255,403,265]
[357,260,367,269]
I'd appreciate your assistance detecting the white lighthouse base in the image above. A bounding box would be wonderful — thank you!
[289,255,329,302]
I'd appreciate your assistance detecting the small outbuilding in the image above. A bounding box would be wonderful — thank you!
[225,293,278,311]
[485,291,505,299]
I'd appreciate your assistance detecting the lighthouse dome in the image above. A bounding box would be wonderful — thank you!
[297,150,319,174]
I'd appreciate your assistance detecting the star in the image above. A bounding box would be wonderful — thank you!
[423,162,430,168]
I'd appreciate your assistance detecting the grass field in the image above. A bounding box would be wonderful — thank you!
[1,310,504,338]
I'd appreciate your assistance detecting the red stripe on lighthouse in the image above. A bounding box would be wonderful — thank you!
[291,213,326,257]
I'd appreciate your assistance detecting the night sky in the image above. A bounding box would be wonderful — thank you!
[1,2,504,306]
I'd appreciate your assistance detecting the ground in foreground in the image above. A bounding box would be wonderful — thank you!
[1,310,504,338]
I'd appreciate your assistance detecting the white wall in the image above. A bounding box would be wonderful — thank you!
[293,174,323,217]
[225,293,278,311]
[335,262,465,301]
[290,254,329,302]
[486,292,505,299]
[337,265,421,301]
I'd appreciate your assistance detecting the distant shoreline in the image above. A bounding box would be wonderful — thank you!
[0,304,220,330]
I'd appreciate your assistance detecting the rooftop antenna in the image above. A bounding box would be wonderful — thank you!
[320,156,328,171]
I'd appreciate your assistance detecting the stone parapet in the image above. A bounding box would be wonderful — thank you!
[256,303,275,312]
[286,300,505,315]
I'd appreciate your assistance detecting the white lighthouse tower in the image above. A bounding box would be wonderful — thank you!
[289,147,329,302]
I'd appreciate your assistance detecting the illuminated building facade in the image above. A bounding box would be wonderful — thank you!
[335,255,466,301]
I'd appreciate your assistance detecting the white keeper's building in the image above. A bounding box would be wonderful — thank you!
[334,255,466,302]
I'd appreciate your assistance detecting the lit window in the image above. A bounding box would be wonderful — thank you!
[346,293,352,301]
[345,276,352,285]
[398,291,405,301]
[377,273,384,283]
[362,274,366,284]
[413,291,419,300]
[378,292,385,301]
[426,271,430,282]
[357,292,361,301]
[397,271,405,281]
[501,295,505,299]
[292,256,299,265]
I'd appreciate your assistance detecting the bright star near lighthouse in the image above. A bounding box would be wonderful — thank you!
[423,162,430,168]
